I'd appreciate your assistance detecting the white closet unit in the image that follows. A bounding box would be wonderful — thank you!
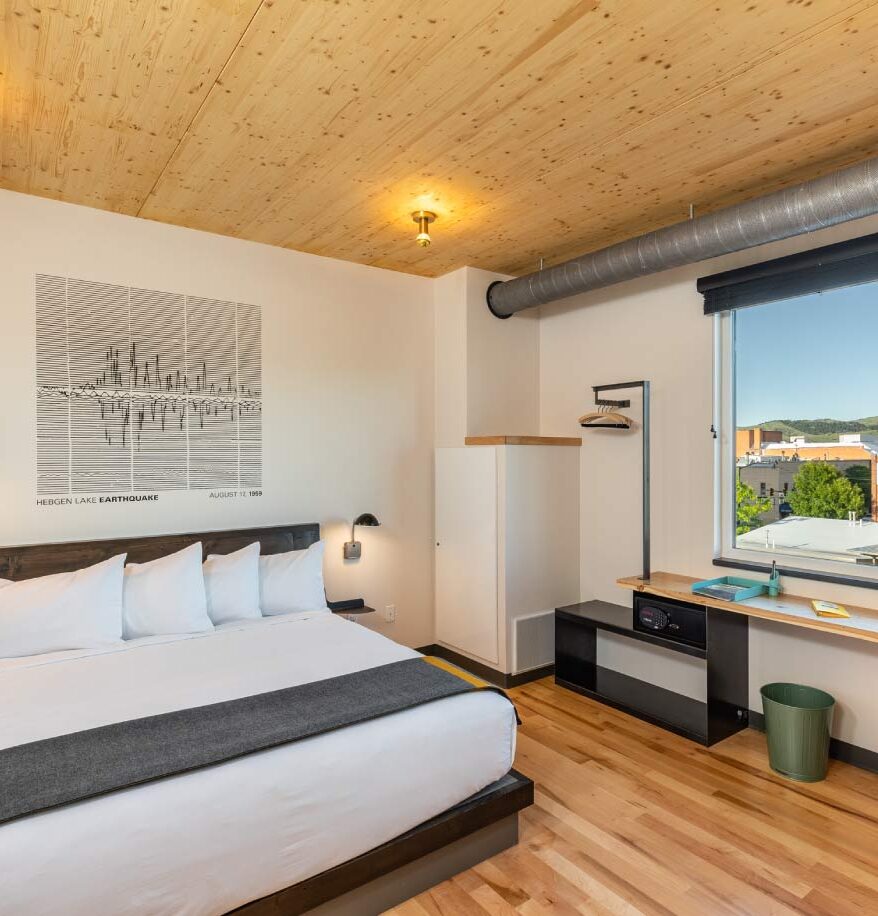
[435,439,580,677]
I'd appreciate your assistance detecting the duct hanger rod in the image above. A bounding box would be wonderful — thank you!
[486,156,878,318]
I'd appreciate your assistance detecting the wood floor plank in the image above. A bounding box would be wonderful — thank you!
[525,800,702,911]
[384,678,878,916]
[390,901,435,916]
[422,879,493,916]
[467,858,533,912]
[461,879,522,916]
[487,843,614,916]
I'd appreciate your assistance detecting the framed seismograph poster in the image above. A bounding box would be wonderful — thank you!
[35,274,262,499]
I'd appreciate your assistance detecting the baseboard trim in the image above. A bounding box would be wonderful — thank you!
[506,665,555,687]
[416,644,554,688]
[748,710,878,775]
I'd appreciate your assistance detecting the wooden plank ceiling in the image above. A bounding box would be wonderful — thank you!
[4,1,878,278]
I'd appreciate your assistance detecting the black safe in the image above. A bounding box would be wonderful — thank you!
[633,594,706,649]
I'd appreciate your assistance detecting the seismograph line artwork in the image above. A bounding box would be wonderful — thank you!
[36,275,262,495]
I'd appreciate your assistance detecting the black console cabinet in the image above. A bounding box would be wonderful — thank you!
[555,596,749,746]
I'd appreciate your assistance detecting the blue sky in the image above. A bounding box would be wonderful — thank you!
[736,282,878,427]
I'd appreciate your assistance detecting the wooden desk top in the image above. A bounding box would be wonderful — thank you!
[617,571,878,646]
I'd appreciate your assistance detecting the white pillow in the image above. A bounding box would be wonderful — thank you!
[203,542,262,625]
[259,541,327,616]
[123,542,213,639]
[0,554,126,658]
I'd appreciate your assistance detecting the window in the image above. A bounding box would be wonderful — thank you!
[703,233,878,583]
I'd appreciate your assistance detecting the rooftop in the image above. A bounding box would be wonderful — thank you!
[738,516,878,562]
[762,439,878,458]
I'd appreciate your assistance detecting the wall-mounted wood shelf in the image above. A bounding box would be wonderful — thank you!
[618,571,878,645]
[464,436,581,446]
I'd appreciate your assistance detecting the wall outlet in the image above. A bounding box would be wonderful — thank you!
[384,604,396,623]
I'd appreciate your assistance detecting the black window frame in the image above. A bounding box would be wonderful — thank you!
[701,232,878,590]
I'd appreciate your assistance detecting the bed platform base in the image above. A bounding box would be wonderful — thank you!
[229,770,533,916]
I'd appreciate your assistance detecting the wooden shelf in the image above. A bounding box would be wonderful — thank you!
[618,571,878,645]
[464,436,581,447]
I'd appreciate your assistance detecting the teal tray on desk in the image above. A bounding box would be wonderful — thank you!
[691,576,768,602]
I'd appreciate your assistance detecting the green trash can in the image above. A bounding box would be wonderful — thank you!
[760,683,835,782]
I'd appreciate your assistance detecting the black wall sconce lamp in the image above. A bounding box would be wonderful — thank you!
[344,513,381,560]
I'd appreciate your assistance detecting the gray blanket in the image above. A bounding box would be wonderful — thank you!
[0,657,512,826]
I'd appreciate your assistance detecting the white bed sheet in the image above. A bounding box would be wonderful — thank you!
[0,614,516,916]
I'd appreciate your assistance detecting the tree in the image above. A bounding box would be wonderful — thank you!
[844,465,872,514]
[788,462,865,519]
[736,478,771,535]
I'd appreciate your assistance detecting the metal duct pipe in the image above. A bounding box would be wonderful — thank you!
[486,156,878,318]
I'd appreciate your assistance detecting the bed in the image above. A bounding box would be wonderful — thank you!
[0,524,531,916]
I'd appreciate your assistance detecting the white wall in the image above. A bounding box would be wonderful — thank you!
[434,267,540,446]
[433,269,468,448]
[538,213,878,751]
[465,267,540,437]
[0,190,435,648]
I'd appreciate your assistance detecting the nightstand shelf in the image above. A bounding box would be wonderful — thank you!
[327,599,375,616]
[331,605,375,616]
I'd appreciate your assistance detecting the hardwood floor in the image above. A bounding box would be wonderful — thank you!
[385,678,878,915]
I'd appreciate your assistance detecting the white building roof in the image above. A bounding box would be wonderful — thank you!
[738,516,878,562]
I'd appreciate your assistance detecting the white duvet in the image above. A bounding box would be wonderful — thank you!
[0,613,516,916]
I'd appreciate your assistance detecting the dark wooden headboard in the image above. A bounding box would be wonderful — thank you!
[0,523,321,581]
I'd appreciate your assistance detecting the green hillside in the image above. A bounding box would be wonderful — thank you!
[742,417,878,443]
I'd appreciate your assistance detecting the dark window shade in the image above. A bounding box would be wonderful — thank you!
[699,231,878,314]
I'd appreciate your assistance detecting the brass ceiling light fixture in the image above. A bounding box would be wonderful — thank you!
[412,210,436,247]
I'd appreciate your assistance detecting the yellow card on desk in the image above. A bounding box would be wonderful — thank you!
[812,600,850,619]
